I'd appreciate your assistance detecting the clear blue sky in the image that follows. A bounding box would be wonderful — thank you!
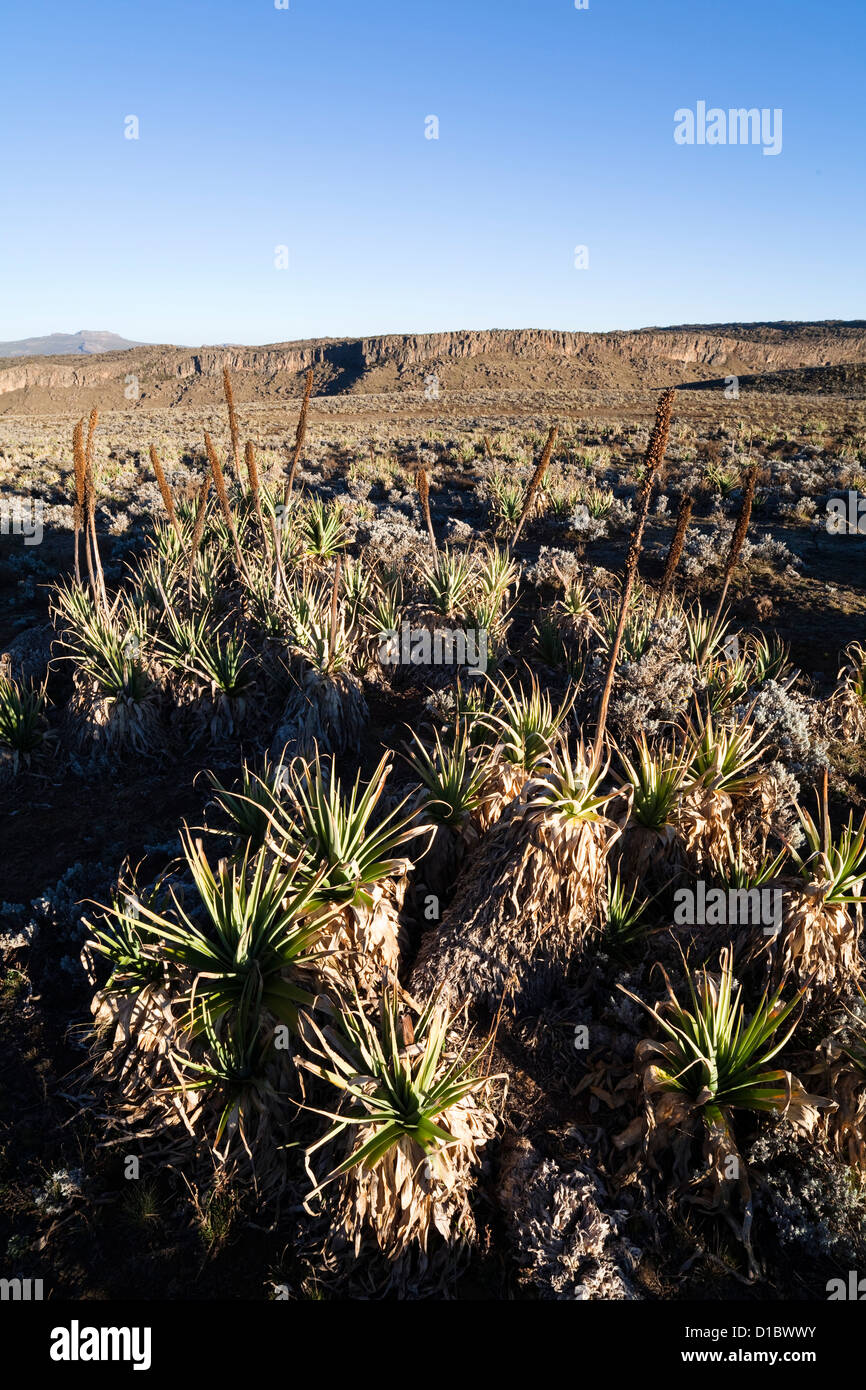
[1,0,864,345]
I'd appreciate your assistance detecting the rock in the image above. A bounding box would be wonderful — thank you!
[1,621,55,684]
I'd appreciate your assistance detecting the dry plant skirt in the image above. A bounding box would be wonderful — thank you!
[270,668,368,761]
[319,874,410,995]
[308,1095,495,1295]
[773,883,862,990]
[412,797,609,1018]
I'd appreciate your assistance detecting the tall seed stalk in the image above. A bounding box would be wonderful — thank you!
[204,432,250,583]
[328,553,343,666]
[222,366,241,480]
[72,418,87,586]
[244,439,272,567]
[415,467,438,562]
[710,461,758,633]
[84,408,108,608]
[592,388,675,766]
[150,444,183,541]
[270,505,288,604]
[283,367,314,505]
[242,440,286,601]
[509,424,558,551]
[187,473,211,606]
[653,492,694,620]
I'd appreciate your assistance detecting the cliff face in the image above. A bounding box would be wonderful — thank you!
[178,324,866,376]
[2,323,865,412]
[352,323,866,372]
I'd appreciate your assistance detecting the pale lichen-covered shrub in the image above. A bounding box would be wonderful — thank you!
[601,617,695,742]
[682,523,800,587]
[748,1128,866,1271]
[605,497,634,533]
[499,1137,640,1301]
[525,546,585,589]
[568,507,608,542]
[738,681,829,781]
[357,512,426,569]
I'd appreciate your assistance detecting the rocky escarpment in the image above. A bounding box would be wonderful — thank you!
[2,322,865,414]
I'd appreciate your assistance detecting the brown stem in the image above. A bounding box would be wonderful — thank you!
[283,367,314,506]
[72,508,82,585]
[328,554,342,666]
[204,432,250,583]
[415,467,438,562]
[150,444,183,540]
[510,424,558,551]
[244,439,272,567]
[592,389,675,766]
[710,461,758,633]
[87,511,105,607]
[72,418,86,587]
[187,474,211,606]
[84,408,107,608]
[653,493,694,620]
[222,366,241,481]
[270,512,288,603]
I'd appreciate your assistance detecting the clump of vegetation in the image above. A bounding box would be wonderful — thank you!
[3,376,864,1301]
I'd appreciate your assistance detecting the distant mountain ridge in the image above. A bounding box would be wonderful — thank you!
[0,330,143,359]
[1,322,865,412]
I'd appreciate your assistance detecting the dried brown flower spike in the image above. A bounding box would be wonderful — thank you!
[204,431,250,582]
[653,492,694,619]
[84,408,107,607]
[711,461,758,628]
[72,417,87,585]
[150,444,183,541]
[415,466,438,562]
[187,471,211,604]
[222,365,241,480]
[592,388,675,764]
[244,439,272,568]
[283,366,314,505]
[510,424,558,550]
